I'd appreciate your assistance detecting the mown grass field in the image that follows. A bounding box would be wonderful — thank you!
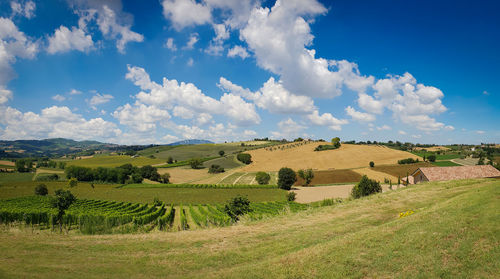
[0,172,34,183]
[0,180,286,204]
[411,151,461,160]
[0,179,498,278]
[432,160,462,167]
[65,155,164,168]
[372,162,434,178]
[139,141,275,162]
[202,155,243,169]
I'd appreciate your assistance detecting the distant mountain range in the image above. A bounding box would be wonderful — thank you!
[0,138,213,158]
[167,139,214,146]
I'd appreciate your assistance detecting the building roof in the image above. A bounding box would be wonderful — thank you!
[413,165,500,182]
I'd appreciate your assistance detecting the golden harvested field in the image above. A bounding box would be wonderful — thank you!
[413,146,450,152]
[0,160,15,166]
[157,166,213,184]
[241,143,421,172]
[353,167,398,183]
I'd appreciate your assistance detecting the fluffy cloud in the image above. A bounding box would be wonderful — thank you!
[376,125,391,131]
[68,1,143,53]
[239,0,374,98]
[0,17,38,92]
[227,45,249,59]
[307,110,348,131]
[219,77,315,114]
[126,65,260,126]
[0,106,121,140]
[165,37,177,51]
[345,106,375,122]
[161,0,212,30]
[47,25,93,54]
[184,33,199,49]
[52,94,66,102]
[68,89,82,95]
[271,118,306,139]
[112,103,170,132]
[11,1,36,19]
[88,93,113,108]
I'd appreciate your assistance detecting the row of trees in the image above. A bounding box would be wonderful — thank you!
[65,164,169,184]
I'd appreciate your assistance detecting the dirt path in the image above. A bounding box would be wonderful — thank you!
[292,184,405,203]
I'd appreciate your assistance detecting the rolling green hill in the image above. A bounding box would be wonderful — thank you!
[0,178,498,278]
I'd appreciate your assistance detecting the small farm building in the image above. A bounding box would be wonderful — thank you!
[411,165,500,184]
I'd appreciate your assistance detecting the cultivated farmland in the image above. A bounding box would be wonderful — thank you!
[242,143,421,171]
[65,155,164,168]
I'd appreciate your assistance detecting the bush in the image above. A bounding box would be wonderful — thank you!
[208,164,225,173]
[331,137,341,148]
[369,161,374,168]
[35,173,59,181]
[351,175,382,199]
[224,196,252,222]
[68,177,78,188]
[189,158,203,169]
[314,145,339,151]
[34,184,48,196]
[218,150,225,157]
[427,155,436,162]
[297,169,314,186]
[286,192,296,201]
[237,153,252,164]
[160,173,170,184]
[278,167,296,190]
[167,156,174,164]
[398,158,418,164]
[255,172,271,185]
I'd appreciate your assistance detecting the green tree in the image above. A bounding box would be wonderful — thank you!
[167,156,174,164]
[297,169,314,186]
[278,167,296,190]
[160,173,170,184]
[237,153,252,164]
[51,189,76,232]
[68,177,78,188]
[427,154,436,162]
[189,158,203,169]
[369,161,375,167]
[255,172,271,185]
[331,137,341,148]
[208,164,225,173]
[351,175,382,199]
[218,150,225,157]
[35,184,48,196]
[286,192,296,201]
[224,196,252,222]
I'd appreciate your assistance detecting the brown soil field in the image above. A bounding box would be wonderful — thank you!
[294,169,361,186]
[291,184,405,203]
[414,146,450,152]
[0,160,15,166]
[241,143,420,172]
[372,162,434,178]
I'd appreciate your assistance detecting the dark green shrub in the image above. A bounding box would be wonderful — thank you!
[219,150,225,157]
[278,167,296,190]
[237,153,252,164]
[255,172,271,185]
[34,184,48,196]
[398,158,418,164]
[224,196,252,221]
[297,169,314,186]
[351,175,382,199]
[35,173,59,181]
[208,164,225,173]
[286,192,296,201]
[68,177,78,187]
[167,156,174,164]
[314,145,339,151]
[427,155,436,162]
[369,161,375,167]
[160,173,170,184]
[189,158,203,169]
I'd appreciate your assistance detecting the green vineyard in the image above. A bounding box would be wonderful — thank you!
[0,196,311,234]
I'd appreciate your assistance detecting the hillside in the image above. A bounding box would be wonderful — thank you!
[242,143,421,171]
[0,179,497,278]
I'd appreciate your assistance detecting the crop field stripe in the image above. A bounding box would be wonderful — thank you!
[232,173,246,185]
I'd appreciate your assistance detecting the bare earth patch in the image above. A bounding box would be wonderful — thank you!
[292,184,405,203]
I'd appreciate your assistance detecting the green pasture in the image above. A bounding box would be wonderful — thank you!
[65,155,164,168]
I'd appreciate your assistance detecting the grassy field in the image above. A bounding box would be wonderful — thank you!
[0,172,34,183]
[432,160,462,167]
[0,179,497,278]
[202,155,243,169]
[372,162,434,178]
[411,151,461,160]
[294,169,362,186]
[65,155,164,168]
[242,143,421,171]
[139,142,275,162]
[0,181,286,204]
[452,158,479,166]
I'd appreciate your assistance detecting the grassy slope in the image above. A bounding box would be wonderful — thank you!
[139,144,249,161]
[0,172,34,183]
[65,155,164,168]
[0,181,286,204]
[432,161,462,167]
[411,151,461,160]
[0,179,498,278]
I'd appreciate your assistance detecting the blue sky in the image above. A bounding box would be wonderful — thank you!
[0,0,498,145]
